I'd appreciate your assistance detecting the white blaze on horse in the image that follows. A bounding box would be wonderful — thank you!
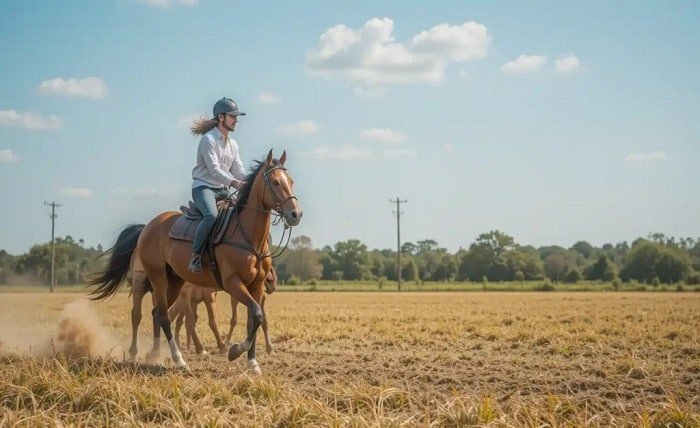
[89,150,300,374]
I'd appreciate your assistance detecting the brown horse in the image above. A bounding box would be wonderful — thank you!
[172,270,276,356]
[90,150,301,373]
[126,250,276,359]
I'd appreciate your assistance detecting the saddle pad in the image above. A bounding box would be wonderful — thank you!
[169,215,199,242]
[168,206,237,244]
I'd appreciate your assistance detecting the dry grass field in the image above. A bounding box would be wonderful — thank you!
[0,291,698,427]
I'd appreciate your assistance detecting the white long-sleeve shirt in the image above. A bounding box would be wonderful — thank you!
[191,127,247,189]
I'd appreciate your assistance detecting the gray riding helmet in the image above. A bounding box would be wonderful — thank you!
[213,97,246,117]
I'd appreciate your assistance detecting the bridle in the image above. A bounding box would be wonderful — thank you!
[221,164,297,262]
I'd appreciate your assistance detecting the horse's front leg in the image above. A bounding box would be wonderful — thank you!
[261,296,273,354]
[224,276,263,367]
[204,296,227,353]
[224,296,238,346]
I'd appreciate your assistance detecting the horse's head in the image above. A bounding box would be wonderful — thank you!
[261,149,302,227]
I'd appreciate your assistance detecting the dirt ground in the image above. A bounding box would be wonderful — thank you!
[0,291,698,426]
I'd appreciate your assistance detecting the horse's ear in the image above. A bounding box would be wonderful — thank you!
[266,149,273,166]
[280,150,287,166]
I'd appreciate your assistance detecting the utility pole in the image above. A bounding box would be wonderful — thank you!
[44,201,62,293]
[389,197,407,291]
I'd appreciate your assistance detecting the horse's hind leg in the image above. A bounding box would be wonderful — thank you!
[261,296,273,354]
[129,271,148,360]
[204,294,226,353]
[185,299,207,355]
[146,268,187,369]
[146,295,161,362]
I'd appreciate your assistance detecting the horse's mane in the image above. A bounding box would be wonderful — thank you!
[236,158,280,213]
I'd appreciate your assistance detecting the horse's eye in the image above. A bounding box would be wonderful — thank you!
[273,179,280,186]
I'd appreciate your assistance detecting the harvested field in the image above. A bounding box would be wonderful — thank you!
[1,291,698,426]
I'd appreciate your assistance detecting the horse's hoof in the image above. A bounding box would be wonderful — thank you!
[228,344,245,361]
[248,359,262,376]
[218,345,227,354]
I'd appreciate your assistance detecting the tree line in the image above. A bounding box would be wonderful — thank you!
[1,231,699,286]
[273,232,700,286]
[0,236,103,285]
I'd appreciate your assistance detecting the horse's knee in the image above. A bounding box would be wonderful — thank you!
[252,308,263,326]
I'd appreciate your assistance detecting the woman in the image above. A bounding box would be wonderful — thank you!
[188,97,247,273]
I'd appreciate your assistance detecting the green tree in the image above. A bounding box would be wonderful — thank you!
[401,258,420,283]
[585,255,613,281]
[620,240,691,284]
[331,239,372,280]
[544,254,569,283]
[283,236,322,282]
[571,241,594,259]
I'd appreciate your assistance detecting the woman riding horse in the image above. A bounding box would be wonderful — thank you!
[89,149,301,373]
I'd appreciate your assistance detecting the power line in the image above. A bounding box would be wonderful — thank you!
[44,201,62,293]
[389,197,407,291]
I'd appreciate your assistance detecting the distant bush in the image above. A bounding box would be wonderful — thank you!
[564,269,582,284]
[534,280,555,291]
[514,271,524,283]
[287,276,301,285]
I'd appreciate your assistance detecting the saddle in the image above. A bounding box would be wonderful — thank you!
[169,199,236,245]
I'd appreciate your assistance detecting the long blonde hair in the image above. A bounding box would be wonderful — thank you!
[190,117,219,136]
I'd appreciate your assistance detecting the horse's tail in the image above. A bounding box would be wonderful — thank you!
[88,224,145,301]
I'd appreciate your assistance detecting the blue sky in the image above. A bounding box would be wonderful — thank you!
[0,0,698,255]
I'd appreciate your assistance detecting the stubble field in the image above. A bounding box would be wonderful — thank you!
[0,291,698,427]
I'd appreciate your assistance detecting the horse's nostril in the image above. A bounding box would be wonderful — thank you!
[291,211,298,219]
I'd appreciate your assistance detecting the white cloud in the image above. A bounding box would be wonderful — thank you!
[139,0,199,8]
[257,92,281,104]
[501,54,547,74]
[353,86,386,98]
[60,187,93,198]
[307,18,489,84]
[37,77,107,100]
[383,148,417,157]
[111,186,160,197]
[444,144,456,153]
[0,110,62,130]
[309,144,371,160]
[360,128,406,143]
[279,120,320,137]
[624,152,667,162]
[555,55,581,73]
[177,113,206,129]
[0,149,19,163]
